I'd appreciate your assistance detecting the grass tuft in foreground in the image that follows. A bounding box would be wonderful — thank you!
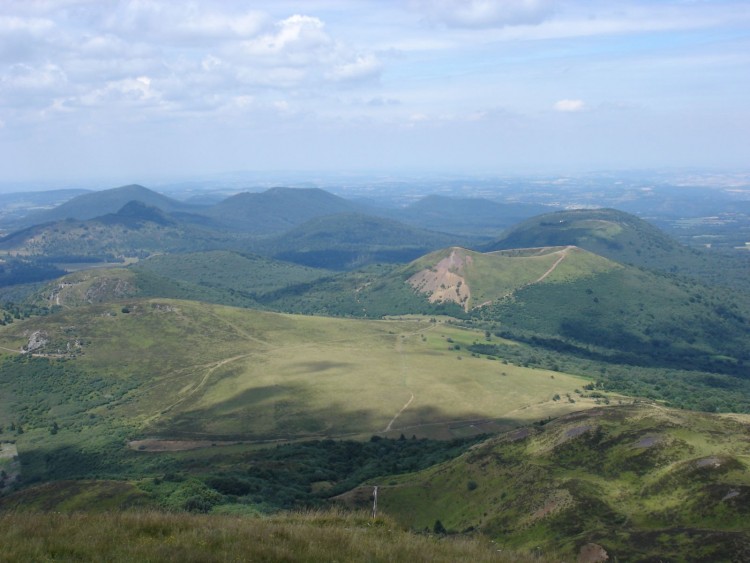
[0,508,540,562]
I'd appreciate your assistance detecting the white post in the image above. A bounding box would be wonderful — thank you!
[372,485,378,519]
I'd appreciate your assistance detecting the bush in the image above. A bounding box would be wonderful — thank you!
[165,479,223,513]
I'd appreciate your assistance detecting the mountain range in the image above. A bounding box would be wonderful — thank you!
[0,182,749,561]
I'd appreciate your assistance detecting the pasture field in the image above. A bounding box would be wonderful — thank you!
[0,299,601,447]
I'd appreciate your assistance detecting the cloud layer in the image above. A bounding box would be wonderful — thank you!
[411,0,554,28]
[0,0,748,181]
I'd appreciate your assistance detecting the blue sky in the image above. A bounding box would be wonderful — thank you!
[0,0,748,184]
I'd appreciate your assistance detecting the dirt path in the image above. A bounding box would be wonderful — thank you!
[384,393,415,432]
[381,322,437,432]
[206,311,273,347]
[532,245,574,284]
[143,321,434,429]
[143,353,253,425]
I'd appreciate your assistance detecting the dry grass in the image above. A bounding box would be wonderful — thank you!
[0,508,539,562]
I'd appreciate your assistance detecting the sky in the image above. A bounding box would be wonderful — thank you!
[0,0,749,184]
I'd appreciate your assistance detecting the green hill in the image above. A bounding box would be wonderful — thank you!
[22,251,329,310]
[404,246,620,311]
[265,244,749,376]
[480,262,749,376]
[260,213,462,269]
[132,250,329,301]
[483,207,750,290]
[204,187,365,233]
[0,205,244,261]
[352,403,750,561]
[261,244,750,411]
[257,245,618,318]
[484,208,692,266]
[0,189,90,226]
[27,266,255,310]
[17,184,200,226]
[395,195,549,238]
[0,300,603,481]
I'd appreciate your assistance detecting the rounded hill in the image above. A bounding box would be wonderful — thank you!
[404,245,620,311]
[483,208,698,272]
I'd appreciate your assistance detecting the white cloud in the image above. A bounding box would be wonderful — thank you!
[77,75,161,108]
[3,62,67,90]
[177,11,267,40]
[554,99,585,112]
[0,4,382,124]
[103,2,268,43]
[236,14,382,87]
[0,15,54,35]
[1,1,748,179]
[412,0,554,29]
[328,54,382,82]
[243,15,330,60]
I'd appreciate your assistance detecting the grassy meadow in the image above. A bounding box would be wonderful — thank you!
[0,299,599,445]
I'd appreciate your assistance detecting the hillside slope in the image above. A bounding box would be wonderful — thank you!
[0,300,605,484]
[0,202,244,260]
[259,213,462,269]
[395,195,549,237]
[405,246,619,311]
[132,250,329,299]
[261,242,750,411]
[483,207,750,290]
[0,510,528,562]
[484,208,688,265]
[16,185,199,226]
[348,403,750,561]
[204,187,365,233]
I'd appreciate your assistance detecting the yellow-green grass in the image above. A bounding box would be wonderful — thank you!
[142,313,598,441]
[0,299,598,444]
[354,404,750,560]
[0,508,542,562]
[408,246,620,309]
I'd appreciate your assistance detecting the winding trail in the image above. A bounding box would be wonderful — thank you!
[384,393,415,432]
[532,246,574,284]
[144,353,253,425]
[380,321,436,433]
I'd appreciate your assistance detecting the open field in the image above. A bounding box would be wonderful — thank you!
[0,300,602,447]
